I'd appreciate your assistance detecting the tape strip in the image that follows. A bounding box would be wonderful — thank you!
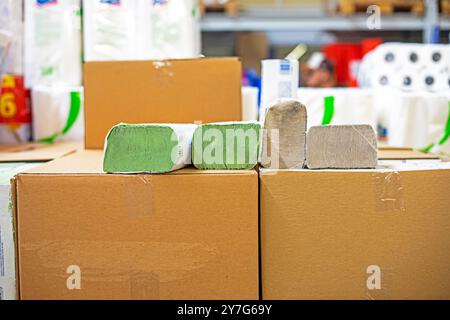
[130,272,160,300]
[373,171,405,213]
[126,175,154,219]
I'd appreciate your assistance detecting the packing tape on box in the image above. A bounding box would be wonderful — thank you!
[152,60,175,80]
[130,272,160,300]
[372,171,405,213]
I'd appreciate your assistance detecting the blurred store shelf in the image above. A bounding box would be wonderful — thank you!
[441,17,450,29]
[201,13,450,32]
[201,0,450,44]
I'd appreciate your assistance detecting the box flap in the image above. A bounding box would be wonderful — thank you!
[0,142,82,163]
[378,148,439,160]
[84,58,243,149]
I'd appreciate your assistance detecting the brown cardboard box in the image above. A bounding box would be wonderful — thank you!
[84,58,243,150]
[0,141,81,300]
[378,147,440,160]
[236,32,269,75]
[15,151,259,300]
[261,161,450,300]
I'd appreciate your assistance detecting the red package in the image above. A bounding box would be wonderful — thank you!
[0,75,31,125]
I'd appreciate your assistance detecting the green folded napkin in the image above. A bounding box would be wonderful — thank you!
[103,123,197,173]
[192,122,261,170]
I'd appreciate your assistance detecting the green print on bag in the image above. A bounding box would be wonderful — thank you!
[39,91,81,144]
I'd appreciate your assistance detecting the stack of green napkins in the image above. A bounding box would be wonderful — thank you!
[103,122,261,173]
[103,123,197,173]
[192,122,261,170]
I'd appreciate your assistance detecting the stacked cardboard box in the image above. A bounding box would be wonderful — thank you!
[84,58,242,149]
[0,142,80,300]
[16,151,258,300]
[6,56,450,301]
[261,155,450,300]
[13,57,260,300]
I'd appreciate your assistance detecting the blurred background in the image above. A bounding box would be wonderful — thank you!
[0,0,449,155]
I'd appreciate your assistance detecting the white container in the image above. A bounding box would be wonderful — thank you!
[260,59,299,121]
[242,87,259,122]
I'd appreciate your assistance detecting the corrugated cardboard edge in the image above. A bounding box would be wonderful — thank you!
[10,177,19,300]
[378,149,440,160]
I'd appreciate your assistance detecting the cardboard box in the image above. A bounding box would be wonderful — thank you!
[261,160,450,300]
[0,142,82,163]
[0,142,80,300]
[15,151,259,300]
[84,58,243,150]
[378,147,440,160]
[236,32,269,75]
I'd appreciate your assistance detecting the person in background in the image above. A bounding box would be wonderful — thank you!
[301,52,337,88]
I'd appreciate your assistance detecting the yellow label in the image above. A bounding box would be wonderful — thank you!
[1,75,16,89]
[0,93,17,118]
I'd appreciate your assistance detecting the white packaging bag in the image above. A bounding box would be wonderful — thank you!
[0,0,23,75]
[84,0,201,61]
[378,90,450,151]
[297,88,377,131]
[31,85,84,142]
[83,0,136,61]
[142,0,200,60]
[24,0,82,87]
